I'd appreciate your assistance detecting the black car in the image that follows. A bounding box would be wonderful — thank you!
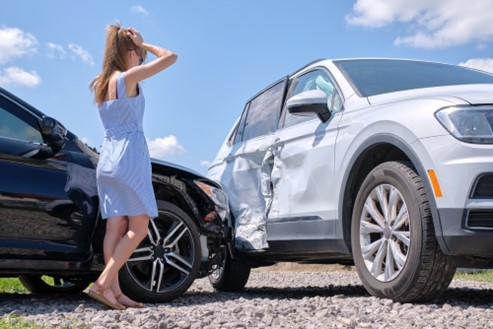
[0,86,230,303]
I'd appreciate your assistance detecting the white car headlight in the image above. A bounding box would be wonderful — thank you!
[435,106,493,144]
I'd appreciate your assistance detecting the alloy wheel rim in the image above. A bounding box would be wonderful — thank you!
[125,212,196,293]
[359,184,410,282]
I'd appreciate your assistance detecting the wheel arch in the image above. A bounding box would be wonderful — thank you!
[339,134,445,253]
[153,180,197,222]
[152,175,217,235]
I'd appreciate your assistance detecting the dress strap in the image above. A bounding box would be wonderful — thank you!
[116,72,126,99]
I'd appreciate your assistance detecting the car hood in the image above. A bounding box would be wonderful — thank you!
[151,158,205,180]
[367,84,493,106]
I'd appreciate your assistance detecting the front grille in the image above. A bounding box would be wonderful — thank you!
[467,210,493,229]
[471,174,493,198]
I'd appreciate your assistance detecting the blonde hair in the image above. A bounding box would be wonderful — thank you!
[90,23,137,105]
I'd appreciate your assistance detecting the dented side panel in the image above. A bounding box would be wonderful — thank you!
[214,134,275,250]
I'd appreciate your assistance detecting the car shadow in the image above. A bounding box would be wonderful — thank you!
[173,284,493,309]
[176,283,369,304]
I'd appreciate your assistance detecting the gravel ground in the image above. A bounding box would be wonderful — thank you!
[1,267,493,329]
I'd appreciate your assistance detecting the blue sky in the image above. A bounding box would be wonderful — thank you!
[2,0,493,174]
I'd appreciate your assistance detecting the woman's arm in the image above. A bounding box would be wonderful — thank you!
[125,28,177,88]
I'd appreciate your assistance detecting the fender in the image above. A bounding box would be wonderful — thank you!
[338,133,448,253]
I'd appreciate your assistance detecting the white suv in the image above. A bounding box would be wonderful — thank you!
[208,58,493,302]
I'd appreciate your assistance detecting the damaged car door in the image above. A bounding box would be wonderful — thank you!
[216,78,288,251]
[265,68,345,251]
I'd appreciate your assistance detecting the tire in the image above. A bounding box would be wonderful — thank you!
[119,201,201,303]
[351,161,456,303]
[18,275,90,294]
[208,247,251,291]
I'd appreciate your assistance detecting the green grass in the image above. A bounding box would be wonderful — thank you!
[0,278,27,294]
[454,269,493,283]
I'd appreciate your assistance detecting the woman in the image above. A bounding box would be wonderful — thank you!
[88,23,177,310]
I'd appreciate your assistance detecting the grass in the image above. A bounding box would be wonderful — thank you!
[0,278,27,294]
[454,269,493,283]
[0,279,32,328]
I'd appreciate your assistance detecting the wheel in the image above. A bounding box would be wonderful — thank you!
[119,201,201,303]
[18,275,90,294]
[351,161,456,302]
[208,247,251,291]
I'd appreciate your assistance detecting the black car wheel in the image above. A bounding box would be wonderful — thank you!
[119,201,201,303]
[208,246,251,291]
[351,161,456,303]
[18,275,90,294]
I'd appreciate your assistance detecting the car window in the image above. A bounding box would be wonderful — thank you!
[0,102,43,144]
[241,80,286,141]
[283,69,341,128]
[334,59,493,97]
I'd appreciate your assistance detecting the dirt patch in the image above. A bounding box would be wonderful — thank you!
[258,262,355,272]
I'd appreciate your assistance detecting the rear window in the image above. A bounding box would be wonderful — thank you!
[334,59,493,97]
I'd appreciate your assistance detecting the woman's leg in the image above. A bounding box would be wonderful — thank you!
[93,214,150,295]
[104,216,128,264]
[105,216,146,307]
[103,217,131,302]
[88,216,127,308]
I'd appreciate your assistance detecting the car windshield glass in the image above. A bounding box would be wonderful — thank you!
[334,59,493,97]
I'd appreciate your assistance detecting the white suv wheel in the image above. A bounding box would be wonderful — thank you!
[360,184,410,282]
[351,161,456,302]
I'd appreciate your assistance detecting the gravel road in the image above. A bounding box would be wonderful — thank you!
[1,267,493,329]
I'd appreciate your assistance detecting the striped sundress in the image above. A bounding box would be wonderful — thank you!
[96,72,158,219]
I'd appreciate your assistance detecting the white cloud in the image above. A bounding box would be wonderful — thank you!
[130,5,149,17]
[459,58,493,74]
[0,66,40,88]
[147,135,186,159]
[200,160,211,168]
[46,42,67,59]
[0,27,37,64]
[68,43,94,65]
[346,0,493,49]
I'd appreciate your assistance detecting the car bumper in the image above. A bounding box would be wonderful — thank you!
[416,136,493,257]
[438,208,493,256]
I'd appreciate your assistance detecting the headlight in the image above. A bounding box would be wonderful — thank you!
[194,180,229,220]
[435,106,493,144]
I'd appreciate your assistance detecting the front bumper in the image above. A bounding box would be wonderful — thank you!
[415,135,493,258]
[439,208,493,256]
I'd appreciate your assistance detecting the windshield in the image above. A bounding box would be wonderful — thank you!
[334,59,493,97]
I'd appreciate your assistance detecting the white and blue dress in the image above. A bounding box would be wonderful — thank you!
[96,72,158,219]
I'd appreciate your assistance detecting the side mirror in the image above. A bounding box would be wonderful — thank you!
[41,116,67,150]
[286,89,331,123]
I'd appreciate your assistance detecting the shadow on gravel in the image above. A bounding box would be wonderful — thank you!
[182,284,370,303]
[175,285,493,309]
[436,287,493,307]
